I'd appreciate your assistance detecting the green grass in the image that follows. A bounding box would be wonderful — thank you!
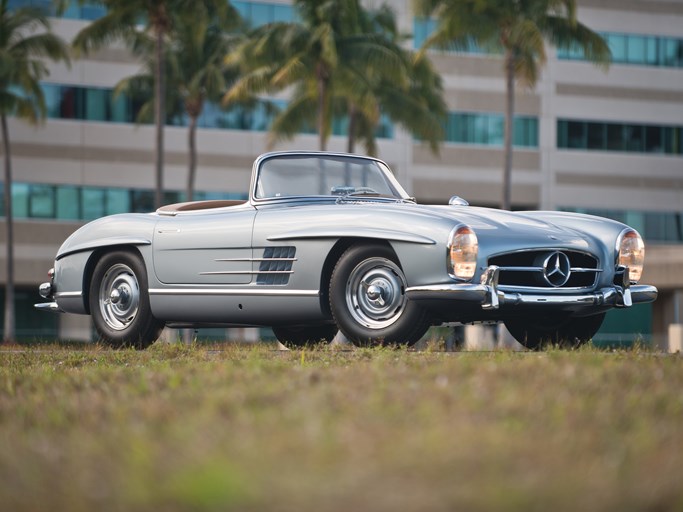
[1,342,682,512]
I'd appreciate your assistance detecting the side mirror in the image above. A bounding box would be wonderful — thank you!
[448,195,469,206]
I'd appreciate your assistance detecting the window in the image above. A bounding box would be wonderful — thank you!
[558,119,683,155]
[587,122,605,150]
[562,208,683,243]
[8,0,53,14]
[56,186,80,220]
[233,1,296,28]
[1,183,247,221]
[85,87,108,121]
[413,18,494,54]
[11,183,29,218]
[29,185,55,218]
[413,18,437,48]
[37,82,389,137]
[558,31,683,68]
[606,123,624,151]
[82,187,105,220]
[61,1,106,20]
[607,33,627,63]
[514,117,538,147]
[443,112,538,148]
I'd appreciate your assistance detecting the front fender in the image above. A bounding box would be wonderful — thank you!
[56,214,157,260]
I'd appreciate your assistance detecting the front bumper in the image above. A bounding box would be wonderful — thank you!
[35,274,63,312]
[34,302,62,312]
[406,265,658,310]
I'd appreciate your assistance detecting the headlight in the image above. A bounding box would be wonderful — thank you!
[448,225,478,281]
[617,229,644,283]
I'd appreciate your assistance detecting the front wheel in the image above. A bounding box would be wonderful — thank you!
[89,250,164,349]
[329,244,429,347]
[504,313,606,350]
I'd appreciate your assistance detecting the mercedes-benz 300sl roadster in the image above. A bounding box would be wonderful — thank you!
[36,151,657,349]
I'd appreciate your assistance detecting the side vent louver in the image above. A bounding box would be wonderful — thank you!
[257,246,296,285]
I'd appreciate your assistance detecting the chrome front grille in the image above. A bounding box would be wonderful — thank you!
[488,250,600,290]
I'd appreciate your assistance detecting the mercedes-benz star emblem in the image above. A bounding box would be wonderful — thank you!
[542,251,571,287]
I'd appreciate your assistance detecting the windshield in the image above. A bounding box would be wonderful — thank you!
[254,154,408,200]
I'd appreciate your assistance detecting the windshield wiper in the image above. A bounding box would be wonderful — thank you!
[335,194,406,204]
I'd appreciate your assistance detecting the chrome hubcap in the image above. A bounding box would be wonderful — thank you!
[346,258,406,329]
[99,263,140,331]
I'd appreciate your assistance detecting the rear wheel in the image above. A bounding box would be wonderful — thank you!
[329,244,429,347]
[89,250,164,349]
[272,324,338,348]
[504,313,606,350]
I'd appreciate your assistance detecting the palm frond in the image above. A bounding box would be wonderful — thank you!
[11,33,70,65]
[544,15,610,68]
[267,93,317,149]
[72,13,139,56]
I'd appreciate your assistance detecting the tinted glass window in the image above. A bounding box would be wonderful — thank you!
[558,119,683,155]
[559,31,683,68]
[29,185,55,218]
[56,186,80,220]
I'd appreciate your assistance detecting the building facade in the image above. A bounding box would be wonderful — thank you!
[1,0,682,345]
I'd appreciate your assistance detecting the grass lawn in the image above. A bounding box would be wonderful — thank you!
[1,342,682,512]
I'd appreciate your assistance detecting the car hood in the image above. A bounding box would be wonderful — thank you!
[414,204,595,252]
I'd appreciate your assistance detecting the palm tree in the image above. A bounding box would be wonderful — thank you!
[225,0,408,152]
[0,0,69,343]
[415,0,610,210]
[72,0,230,209]
[344,54,446,156]
[342,4,446,155]
[115,4,242,202]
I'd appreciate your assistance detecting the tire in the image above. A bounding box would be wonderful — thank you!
[89,249,164,349]
[329,244,429,347]
[504,312,606,350]
[272,324,338,348]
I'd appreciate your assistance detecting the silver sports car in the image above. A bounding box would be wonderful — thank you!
[36,151,657,349]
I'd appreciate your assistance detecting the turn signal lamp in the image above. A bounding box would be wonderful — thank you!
[617,229,644,283]
[448,225,478,281]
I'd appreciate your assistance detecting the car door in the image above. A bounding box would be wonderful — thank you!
[152,208,256,285]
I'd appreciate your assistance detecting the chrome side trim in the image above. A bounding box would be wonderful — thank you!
[55,291,83,298]
[34,302,63,312]
[267,228,435,245]
[149,288,319,297]
[199,271,294,276]
[214,258,298,262]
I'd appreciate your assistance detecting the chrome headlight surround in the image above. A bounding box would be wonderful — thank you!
[447,224,479,281]
[616,228,645,284]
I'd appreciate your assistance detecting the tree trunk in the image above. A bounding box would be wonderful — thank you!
[186,114,198,203]
[154,24,166,210]
[347,104,357,154]
[2,114,15,344]
[317,79,326,151]
[502,49,515,211]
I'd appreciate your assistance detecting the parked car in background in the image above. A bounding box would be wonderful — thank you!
[36,151,657,349]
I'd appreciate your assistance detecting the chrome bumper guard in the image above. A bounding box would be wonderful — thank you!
[405,265,658,310]
[35,280,62,312]
[34,302,62,312]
